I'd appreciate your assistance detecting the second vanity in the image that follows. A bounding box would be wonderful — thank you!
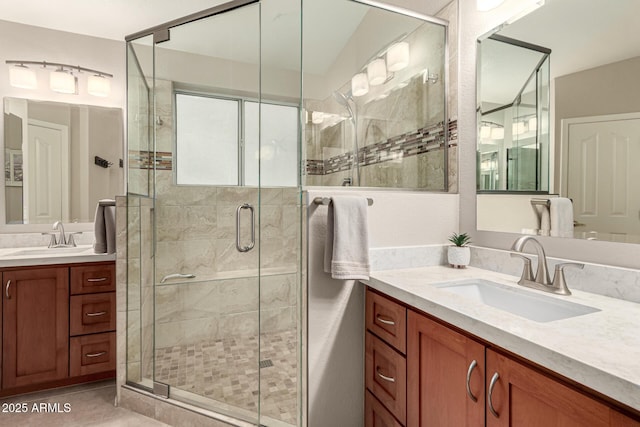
[363,265,640,426]
[0,245,116,397]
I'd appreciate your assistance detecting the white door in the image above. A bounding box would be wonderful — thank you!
[25,120,70,224]
[563,114,640,240]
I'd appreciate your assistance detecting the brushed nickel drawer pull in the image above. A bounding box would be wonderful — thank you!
[86,311,108,317]
[466,360,478,402]
[375,314,395,326]
[5,280,11,299]
[376,367,395,383]
[488,372,500,418]
[86,351,108,358]
[87,277,108,282]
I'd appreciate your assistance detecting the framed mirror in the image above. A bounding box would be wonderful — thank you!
[3,97,123,226]
[476,0,640,244]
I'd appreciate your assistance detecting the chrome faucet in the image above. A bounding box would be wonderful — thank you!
[53,221,67,246]
[510,236,584,295]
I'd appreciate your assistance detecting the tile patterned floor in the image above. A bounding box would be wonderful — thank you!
[155,329,299,426]
[0,380,169,427]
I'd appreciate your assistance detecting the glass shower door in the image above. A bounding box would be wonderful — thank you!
[151,3,263,423]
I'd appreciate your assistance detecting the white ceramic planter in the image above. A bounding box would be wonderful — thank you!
[447,246,470,268]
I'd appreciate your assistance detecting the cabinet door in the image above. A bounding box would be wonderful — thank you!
[407,311,485,427]
[486,349,611,427]
[2,267,69,388]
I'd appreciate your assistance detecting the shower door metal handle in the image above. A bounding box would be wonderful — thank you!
[236,203,255,253]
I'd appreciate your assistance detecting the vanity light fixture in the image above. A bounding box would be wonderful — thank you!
[480,125,492,139]
[477,0,505,12]
[311,111,324,124]
[491,127,505,140]
[528,117,537,131]
[386,42,410,72]
[367,58,387,86]
[50,67,76,94]
[8,63,37,89]
[351,72,369,97]
[512,121,527,135]
[5,60,113,97]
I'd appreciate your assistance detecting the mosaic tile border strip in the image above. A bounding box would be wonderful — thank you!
[129,150,172,170]
[307,119,458,176]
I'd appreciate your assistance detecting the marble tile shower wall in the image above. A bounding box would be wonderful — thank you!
[125,79,301,350]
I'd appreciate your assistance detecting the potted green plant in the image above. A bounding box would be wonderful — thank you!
[447,232,472,268]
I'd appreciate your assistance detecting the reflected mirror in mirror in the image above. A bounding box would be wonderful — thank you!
[476,0,640,244]
[302,0,448,189]
[4,98,123,225]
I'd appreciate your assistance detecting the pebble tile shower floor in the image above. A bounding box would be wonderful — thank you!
[155,329,298,425]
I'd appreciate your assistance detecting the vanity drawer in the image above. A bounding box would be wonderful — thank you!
[365,390,403,427]
[70,292,116,336]
[70,332,116,377]
[70,263,115,295]
[366,289,407,354]
[365,332,407,425]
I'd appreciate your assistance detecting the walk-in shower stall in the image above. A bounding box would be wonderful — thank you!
[123,0,447,425]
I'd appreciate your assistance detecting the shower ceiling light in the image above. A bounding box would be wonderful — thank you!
[50,68,76,94]
[367,58,387,86]
[9,64,37,89]
[87,74,111,97]
[386,42,410,72]
[477,0,505,11]
[351,73,369,97]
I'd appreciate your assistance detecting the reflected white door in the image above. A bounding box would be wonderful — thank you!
[564,115,640,239]
[25,120,70,224]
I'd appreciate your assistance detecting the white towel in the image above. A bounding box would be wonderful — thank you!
[539,206,551,236]
[93,199,116,254]
[323,196,370,280]
[550,197,574,238]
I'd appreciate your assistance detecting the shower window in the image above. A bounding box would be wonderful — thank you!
[175,93,298,187]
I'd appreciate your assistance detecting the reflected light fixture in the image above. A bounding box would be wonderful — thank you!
[477,0,505,11]
[480,125,491,139]
[9,64,37,89]
[311,111,324,124]
[87,74,111,97]
[6,60,113,97]
[386,42,410,72]
[512,121,527,135]
[351,73,369,97]
[367,58,387,86]
[491,127,505,140]
[50,67,76,94]
[528,117,537,132]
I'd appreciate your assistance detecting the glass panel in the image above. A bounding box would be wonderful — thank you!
[152,4,262,424]
[245,102,299,187]
[126,34,154,389]
[302,0,447,189]
[175,94,239,185]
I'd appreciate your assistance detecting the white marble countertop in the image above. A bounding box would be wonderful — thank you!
[364,265,640,412]
[0,245,116,268]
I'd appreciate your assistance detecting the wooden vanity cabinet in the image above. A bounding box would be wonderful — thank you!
[0,261,116,396]
[2,267,69,389]
[366,287,640,427]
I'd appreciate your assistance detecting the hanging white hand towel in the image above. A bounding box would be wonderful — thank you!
[93,199,117,254]
[323,196,370,280]
[550,197,574,238]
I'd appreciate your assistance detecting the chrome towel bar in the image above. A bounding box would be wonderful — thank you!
[313,197,373,206]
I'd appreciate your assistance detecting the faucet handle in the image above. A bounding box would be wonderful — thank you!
[67,232,83,247]
[41,232,58,248]
[510,253,534,284]
[551,262,584,296]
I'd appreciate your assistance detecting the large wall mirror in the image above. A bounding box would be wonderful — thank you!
[3,97,123,225]
[477,0,640,244]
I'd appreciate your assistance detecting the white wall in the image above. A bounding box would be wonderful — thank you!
[307,190,458,427]
[457,0,640,269]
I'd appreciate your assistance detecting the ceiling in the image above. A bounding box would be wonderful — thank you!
[481,0,640,106]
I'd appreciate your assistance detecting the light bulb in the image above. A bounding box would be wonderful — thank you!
[480,125,491,139]
[367,58,387,86]
[386,42,410,72]
[9,65,37,89]
[491,127,504,140]
[50,68,76,94]
[351,73,369,97]
[477,0,505,11]
[88,74,111,97]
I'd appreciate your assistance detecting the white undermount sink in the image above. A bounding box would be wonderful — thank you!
[7,246,92,257]
[434,279,600,322]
